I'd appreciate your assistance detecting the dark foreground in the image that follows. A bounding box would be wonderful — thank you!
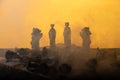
[0,63,120,80]
[0,48,120,80]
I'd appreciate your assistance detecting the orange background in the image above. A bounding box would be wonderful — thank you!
[0,0,120,48]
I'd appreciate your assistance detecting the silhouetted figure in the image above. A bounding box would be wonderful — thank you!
[80,27,91,49]
[49,24,56,47]
[31,28,43,50]
[63,22,71,48]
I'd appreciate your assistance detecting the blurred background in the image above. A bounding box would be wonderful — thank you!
[0,0,120,48]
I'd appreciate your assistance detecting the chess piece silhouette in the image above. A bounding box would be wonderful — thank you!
[31,28,43,50]
[80,27,91,49]
[63,22,71,48]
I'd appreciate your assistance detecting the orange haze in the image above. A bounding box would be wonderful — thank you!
[0,0,120,48]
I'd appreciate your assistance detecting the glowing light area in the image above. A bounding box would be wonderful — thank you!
[0,0,120,48]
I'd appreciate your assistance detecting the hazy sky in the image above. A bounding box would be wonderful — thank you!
[0,0,120,48]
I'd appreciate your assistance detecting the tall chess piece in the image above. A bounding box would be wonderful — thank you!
[63,22,71,48]
[31,28,43,50]
[80,27,91,49]
[49,24,56,48]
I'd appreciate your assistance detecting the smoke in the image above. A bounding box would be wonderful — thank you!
[0,0,120,48]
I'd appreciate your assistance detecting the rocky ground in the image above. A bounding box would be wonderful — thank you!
[0,48,120,80]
